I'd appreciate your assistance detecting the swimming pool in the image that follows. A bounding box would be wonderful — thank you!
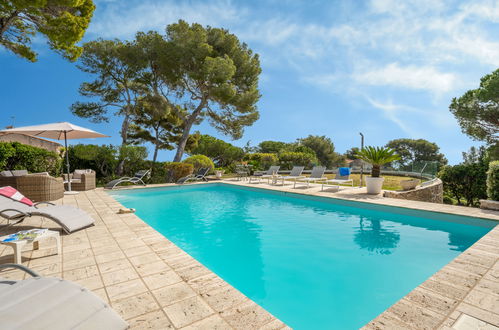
[110,184,495,329]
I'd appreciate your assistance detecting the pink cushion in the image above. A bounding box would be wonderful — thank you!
[0,186,34,206]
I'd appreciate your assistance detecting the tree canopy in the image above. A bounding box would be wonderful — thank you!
[0,0,95,62]
[161,20,262,161]
[188,134,244,167]
[258,141,290,154]
[386,138,447,168]
[298,135,343,167]
[70,39,143,146]
[450,69,499,144]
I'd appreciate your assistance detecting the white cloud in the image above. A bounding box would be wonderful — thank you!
[353,63,458,94]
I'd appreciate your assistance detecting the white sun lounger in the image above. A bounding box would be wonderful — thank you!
[250,166,280,183]
[321,167,354,191]
[105,169,150,189]
[294,166,326,188]
[0,195,95,234]
[0,263,128,329]
[276,166,305,185]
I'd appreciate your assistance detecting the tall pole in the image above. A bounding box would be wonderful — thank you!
[64,131,72,192]
[359,132,364,188]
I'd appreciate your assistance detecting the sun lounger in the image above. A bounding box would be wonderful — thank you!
[0,194,95,234]
[250,166,280,183]
[294,166,326,188]
[320,167,354,191]
[105,170,150,189]
[235,165,251,181]
[0,263,128,329]
[276,166,305,185]
[177,167,210,184]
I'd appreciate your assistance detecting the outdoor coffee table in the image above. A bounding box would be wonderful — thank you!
[0,230,61,263]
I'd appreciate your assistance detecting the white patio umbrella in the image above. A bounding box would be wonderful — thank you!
[0,122,109,193]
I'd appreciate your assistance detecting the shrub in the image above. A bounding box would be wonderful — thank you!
[165,162,193,183]
[183,155,215,172]
[278,151,318,170]
[68,144,117,179]
[438,163,487,206]
[67,144,150,184]
[243,153,278,171]
[0,143,15,169]
[486,161,499,201]
[0,142,62,176]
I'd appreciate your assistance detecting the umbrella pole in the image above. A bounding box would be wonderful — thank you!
[64,131,72,192]
[62,131,79,195]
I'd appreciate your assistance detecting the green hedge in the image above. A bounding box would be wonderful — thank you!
[165,162,193,182]
[278,151,318,170]
[486,161,499,201]
[243,153,278,171]
[0,142,62,176]
[183,155,214,172]
[438,163,487,207]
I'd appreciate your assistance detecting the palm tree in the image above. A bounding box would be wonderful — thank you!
[355,146,400,177]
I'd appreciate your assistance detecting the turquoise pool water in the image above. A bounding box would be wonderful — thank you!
[110,184,495,329]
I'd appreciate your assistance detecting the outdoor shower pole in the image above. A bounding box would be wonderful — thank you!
[359,132,364,188]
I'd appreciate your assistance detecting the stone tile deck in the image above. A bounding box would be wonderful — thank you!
[1,180,498,329]
[0,188,288,330]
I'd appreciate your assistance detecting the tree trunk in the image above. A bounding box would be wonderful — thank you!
[173,99,206,162]
[371,165,381,177]
[116,114,131,176]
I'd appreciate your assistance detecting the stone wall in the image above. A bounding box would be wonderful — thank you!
[383,178,443,203]
[0,133,62,153]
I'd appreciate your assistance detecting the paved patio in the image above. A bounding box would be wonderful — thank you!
[0,180,498,329]
[0,188,287,329]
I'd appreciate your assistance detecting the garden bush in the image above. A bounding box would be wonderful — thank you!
[438,163,487,206]
[278,151,318,170]
[68,144,118,179]
[67,144,150,184]
[183,155,214,172]
[117,145,149,176]
[486,161,499,201]
[165,162,193,183]
[0,142,62,176]
[243,153,278,171]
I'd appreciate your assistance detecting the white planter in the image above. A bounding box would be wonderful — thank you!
[215,170,224,179]
[365,176,384,194]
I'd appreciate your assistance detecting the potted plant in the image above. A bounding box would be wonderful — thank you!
[356,146,400,194]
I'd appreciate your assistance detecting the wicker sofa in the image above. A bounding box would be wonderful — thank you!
[63,170,96,191]
[0,170,64,202]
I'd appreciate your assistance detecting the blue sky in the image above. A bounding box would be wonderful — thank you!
[2,0,499,164]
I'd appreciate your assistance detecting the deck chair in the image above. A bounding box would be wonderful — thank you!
[321,167,354,191]
[0,194,95,234]
[235,165,250,181]
[276,166,305,186]
[294,166,326,188]
[250,166,280,183]
[0,263,128,330]
[177,167,210,184]
[105,169,150,189]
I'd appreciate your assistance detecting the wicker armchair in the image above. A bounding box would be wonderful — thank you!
[16,174,64,202]
[63,170,96,191]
